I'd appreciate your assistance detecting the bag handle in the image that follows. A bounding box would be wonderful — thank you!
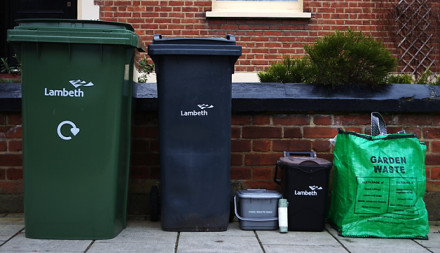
[371,112,387,136]
[234,196,278,222]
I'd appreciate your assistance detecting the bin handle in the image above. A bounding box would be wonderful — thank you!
[154,34,163,41]
[284,151,316,158]
[234,196,278,222]
[225,34,236,42]
[274,161,281,185]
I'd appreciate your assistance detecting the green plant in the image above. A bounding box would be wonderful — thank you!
[137,56,154,83]
[0,55,21,74]
[258,57,310,83]
[385,73,413,84]
[416,68,430,84]
[421,71,440,86]
[1,57,12,74]
[304,29,397,88]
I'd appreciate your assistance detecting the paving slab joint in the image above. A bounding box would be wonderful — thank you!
[174,232,180,253]
[325,226,351,253]
[84,240,95,253]
[254,230,266,253]
[0,227,24,247]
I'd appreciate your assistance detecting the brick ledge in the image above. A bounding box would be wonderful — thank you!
[1,82,440,113]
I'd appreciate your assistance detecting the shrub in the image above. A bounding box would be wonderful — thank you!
[385,73,413,84]
[432,77,440,86]
[304,29,397,88]
[258,57,310,83]
[414,68,440,85]
[385,69,440,86]
[137,56,154,83]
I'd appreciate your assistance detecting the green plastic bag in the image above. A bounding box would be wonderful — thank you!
[328,113,429,238]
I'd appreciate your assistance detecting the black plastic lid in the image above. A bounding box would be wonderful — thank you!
[152,34,236,45]
[277,151,332,173]
[148,34,242,56]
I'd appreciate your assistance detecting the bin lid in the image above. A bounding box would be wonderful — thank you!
[236,189,282,199]
[148,34,242,56]
[278,151,332,169]
[7,19,145,51]
[278,156,331,167]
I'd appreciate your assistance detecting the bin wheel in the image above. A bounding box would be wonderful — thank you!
[149,185,160,222]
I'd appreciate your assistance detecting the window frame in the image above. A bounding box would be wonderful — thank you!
[206,0,311,18]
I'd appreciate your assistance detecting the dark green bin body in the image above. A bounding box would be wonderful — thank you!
[7,19,143,239]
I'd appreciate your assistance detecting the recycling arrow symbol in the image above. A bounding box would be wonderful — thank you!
[57,120,80,141]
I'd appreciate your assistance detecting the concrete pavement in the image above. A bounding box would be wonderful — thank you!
[1,213,439,253]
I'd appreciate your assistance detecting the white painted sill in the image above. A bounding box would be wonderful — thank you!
[206,11,311,18]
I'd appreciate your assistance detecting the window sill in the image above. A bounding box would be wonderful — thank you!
[206,10,312,18]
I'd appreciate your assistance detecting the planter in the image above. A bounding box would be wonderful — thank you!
[0,73,21,83]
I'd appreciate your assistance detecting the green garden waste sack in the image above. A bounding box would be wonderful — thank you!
[328,112,429,239]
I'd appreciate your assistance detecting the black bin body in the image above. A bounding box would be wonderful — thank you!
[276,152,332,231]
[148,34,241,231]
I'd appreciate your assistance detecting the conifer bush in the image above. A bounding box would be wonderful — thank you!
[259,29,398,88]
[304,30,397,87]
[258,57,309,83]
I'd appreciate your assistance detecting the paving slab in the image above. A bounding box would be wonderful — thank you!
[88,241,176,253]
[1,214,439,253]
[87,220,177,253]
[0,231,93,253]
[0,225,24,245]
[257,228,341,247]
[263,244,348,253]
[415,225,440,253]
[326,224,432,253]
[177,222,263,253]
[257,225,346,253]
[0,214,25,245]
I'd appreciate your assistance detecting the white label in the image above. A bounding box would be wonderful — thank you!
[248,210,273,214]
[278,207,288,227]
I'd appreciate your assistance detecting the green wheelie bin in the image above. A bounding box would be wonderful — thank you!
[7,19,144,239]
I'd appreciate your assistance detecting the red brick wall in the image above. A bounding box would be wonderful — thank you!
[129,111,440,193]
[96,0,439,73]
[0,113,22,196]
[1,111,439,215]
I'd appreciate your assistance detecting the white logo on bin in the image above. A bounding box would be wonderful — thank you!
[180,104,214,117]
[57,120,80,140]
[197,104,214,110]
[294,185,323,197]
[69,80,94,88]
[44,79,94,98]
[309,185,322,191]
